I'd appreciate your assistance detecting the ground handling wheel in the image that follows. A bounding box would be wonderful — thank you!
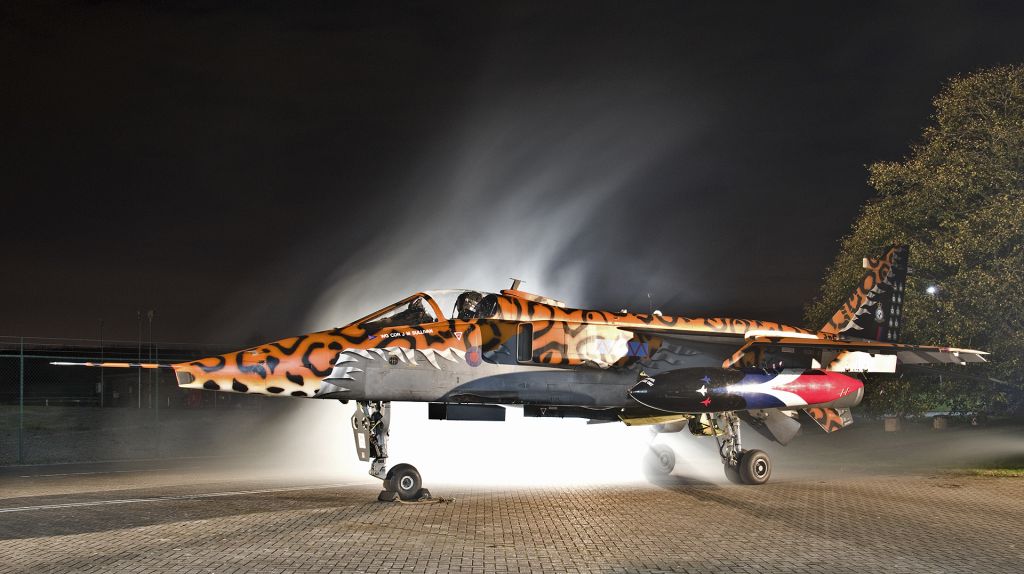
[384,463,424,501]
[644,444,676,476]
[738,449,771,485]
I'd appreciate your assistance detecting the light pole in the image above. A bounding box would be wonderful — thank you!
[150,309,159,457]
[137,310,142,409]
[147,310,154,409]
[18,336,24,464]
[99,319,104,408]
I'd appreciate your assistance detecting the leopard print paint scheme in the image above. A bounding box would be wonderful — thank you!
[484,294,813,367]
[174,319,472,397]
[173,291,816,397]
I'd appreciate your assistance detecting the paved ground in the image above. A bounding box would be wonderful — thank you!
[1,452,1022,574]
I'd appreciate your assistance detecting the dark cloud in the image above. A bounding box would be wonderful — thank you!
[3,1,1024,342]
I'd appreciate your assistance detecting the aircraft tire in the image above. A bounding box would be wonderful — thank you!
[644,444,676,476]
[738,449,771,485]
[723,463,743,484]
[385,463,422,500]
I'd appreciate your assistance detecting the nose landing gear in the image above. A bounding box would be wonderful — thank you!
[352,401,432,501]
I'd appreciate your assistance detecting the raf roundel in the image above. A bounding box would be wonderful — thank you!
[465,346,482,367]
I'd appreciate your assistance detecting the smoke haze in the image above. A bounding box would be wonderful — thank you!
[303,83,690,330]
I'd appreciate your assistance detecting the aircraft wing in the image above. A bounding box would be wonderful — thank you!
[621,327,987,372]
[621,328,746,347]
[619,328,748,371]
[721,336,988,371]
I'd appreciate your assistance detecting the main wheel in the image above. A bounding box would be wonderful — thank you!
[723,463,743,484]
[644,444,676,476]
[385,463,422,500]
[738,449,771,485]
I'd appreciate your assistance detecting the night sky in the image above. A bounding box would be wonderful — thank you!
[5,1,1024,345]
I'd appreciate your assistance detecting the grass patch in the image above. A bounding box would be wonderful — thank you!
[959,468,1024,477]
[955,454,1024,477]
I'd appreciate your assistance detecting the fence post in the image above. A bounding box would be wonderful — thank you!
[18,336,25,464]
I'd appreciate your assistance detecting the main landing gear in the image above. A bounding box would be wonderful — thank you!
[715,412,772,485]
[352,401,431,501]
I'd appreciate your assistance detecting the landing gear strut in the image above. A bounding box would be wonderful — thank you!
[352,401,431,501]
[714,412,771,485]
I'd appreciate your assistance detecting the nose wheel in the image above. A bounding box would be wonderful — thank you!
[352,401,432,501]
[384,463,425,500]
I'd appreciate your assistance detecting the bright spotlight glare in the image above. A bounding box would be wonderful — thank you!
[388,403,653,486]
[256,400,715,487]
[926,285,938,295]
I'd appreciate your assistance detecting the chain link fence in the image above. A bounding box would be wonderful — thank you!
[0,336,278,465]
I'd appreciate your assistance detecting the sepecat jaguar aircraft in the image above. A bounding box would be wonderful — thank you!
[63,246,988,500]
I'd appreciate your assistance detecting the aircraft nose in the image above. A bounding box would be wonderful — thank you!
[172,355,238,391]
[173,348,318,396]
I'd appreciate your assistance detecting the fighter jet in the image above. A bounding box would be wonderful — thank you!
[67,246,989,500]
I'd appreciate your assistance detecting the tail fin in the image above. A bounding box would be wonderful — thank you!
[820,245,908,342]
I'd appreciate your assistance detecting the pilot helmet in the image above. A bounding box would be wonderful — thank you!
[457,291,483,317]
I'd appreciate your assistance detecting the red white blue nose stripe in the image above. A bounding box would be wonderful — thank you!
[727,369,864,409]
[628,367,865,413]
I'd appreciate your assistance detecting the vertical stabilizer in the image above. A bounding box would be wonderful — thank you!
[820,245,908,342]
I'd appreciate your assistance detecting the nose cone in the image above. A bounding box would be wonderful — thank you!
[173,347,308,395]
[173,353,243,392]
[173,333,357,397]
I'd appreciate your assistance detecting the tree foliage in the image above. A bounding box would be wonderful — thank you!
[805,65,1024,415]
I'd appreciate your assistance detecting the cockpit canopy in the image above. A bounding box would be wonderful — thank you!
[356,289,500,329]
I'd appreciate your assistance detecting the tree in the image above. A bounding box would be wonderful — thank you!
[806,64,1024,416]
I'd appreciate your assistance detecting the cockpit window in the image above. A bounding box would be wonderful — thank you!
[453,291,483,320]
[475,294,499,319]
[421,289,497,321]
[360,296,437,329]
[357,290,498,328]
